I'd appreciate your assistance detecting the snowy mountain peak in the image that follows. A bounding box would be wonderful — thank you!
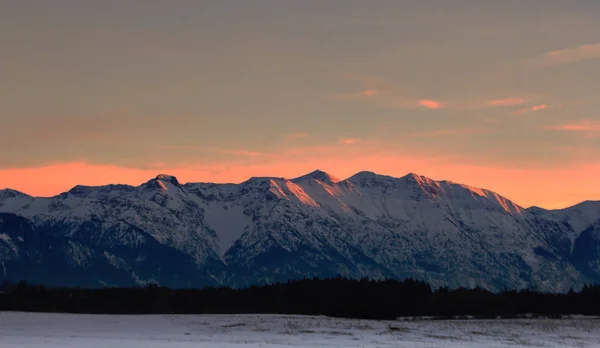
[346,171,380,181]
[139,174,182,192]
[352,170,377,177]
[402,172,432,182]
[68,185,96,197]
[400,172,441,188]
[292,170,340,184]
[400,172,420,179]
[242,176,286,187]
[155,174,180,186]
[0,188,30,199]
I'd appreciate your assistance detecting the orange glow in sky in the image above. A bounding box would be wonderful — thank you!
[1,158,599,209]
[1,1,600,210]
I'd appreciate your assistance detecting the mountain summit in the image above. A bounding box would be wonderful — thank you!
[1,170,599,291]
[292,170,341,184]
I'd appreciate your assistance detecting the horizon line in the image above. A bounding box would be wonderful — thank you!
[1,168,597,211]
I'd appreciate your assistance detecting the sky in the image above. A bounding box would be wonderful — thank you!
[1,0,600,209]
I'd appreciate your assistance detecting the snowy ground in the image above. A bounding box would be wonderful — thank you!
[1,312,599,347]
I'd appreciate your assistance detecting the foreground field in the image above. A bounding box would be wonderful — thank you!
[1,312,599,347]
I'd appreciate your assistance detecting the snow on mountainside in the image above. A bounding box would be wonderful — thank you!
[0,170,599,291]
[530,200,600,236]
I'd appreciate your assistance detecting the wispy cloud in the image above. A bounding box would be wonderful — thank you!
[362,89,379,96]
[339,138,360,145]
[336,75,443,111]
[544,120,600,133]
[533,43,600,67]
[417,99,442,109]
[336,89,443,111]
[514,104,549,115]
[487,98,529,107]
[339,79,546,114]
[531,104,548,112]
[340,75,544,113]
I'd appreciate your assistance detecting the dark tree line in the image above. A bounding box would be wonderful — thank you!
[1,278,600,320]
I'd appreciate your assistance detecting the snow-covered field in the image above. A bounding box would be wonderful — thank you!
[1,312,599,347]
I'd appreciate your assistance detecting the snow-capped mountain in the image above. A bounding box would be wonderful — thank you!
[1,170,599,291]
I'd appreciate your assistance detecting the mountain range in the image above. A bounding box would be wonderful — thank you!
[1,170,599,292]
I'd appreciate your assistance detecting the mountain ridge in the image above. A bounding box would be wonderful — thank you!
[1,170,599,291]
[1,170,596,211]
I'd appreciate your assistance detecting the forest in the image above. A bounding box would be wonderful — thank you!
[1,278,599,320]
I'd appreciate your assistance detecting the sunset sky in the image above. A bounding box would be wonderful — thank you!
[1,0,600,209]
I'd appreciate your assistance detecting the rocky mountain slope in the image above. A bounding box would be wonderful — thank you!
[1,170,599,291]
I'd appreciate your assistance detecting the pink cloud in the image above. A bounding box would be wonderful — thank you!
[514,104,549,115]
[339,138,359,145]
[336,90,444,111]
[538,43,600,66]
[488,98,529,107]
[544,120,600,133]
[417,99,442,109]
[337,75,445,111]
[341,75,539,112]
